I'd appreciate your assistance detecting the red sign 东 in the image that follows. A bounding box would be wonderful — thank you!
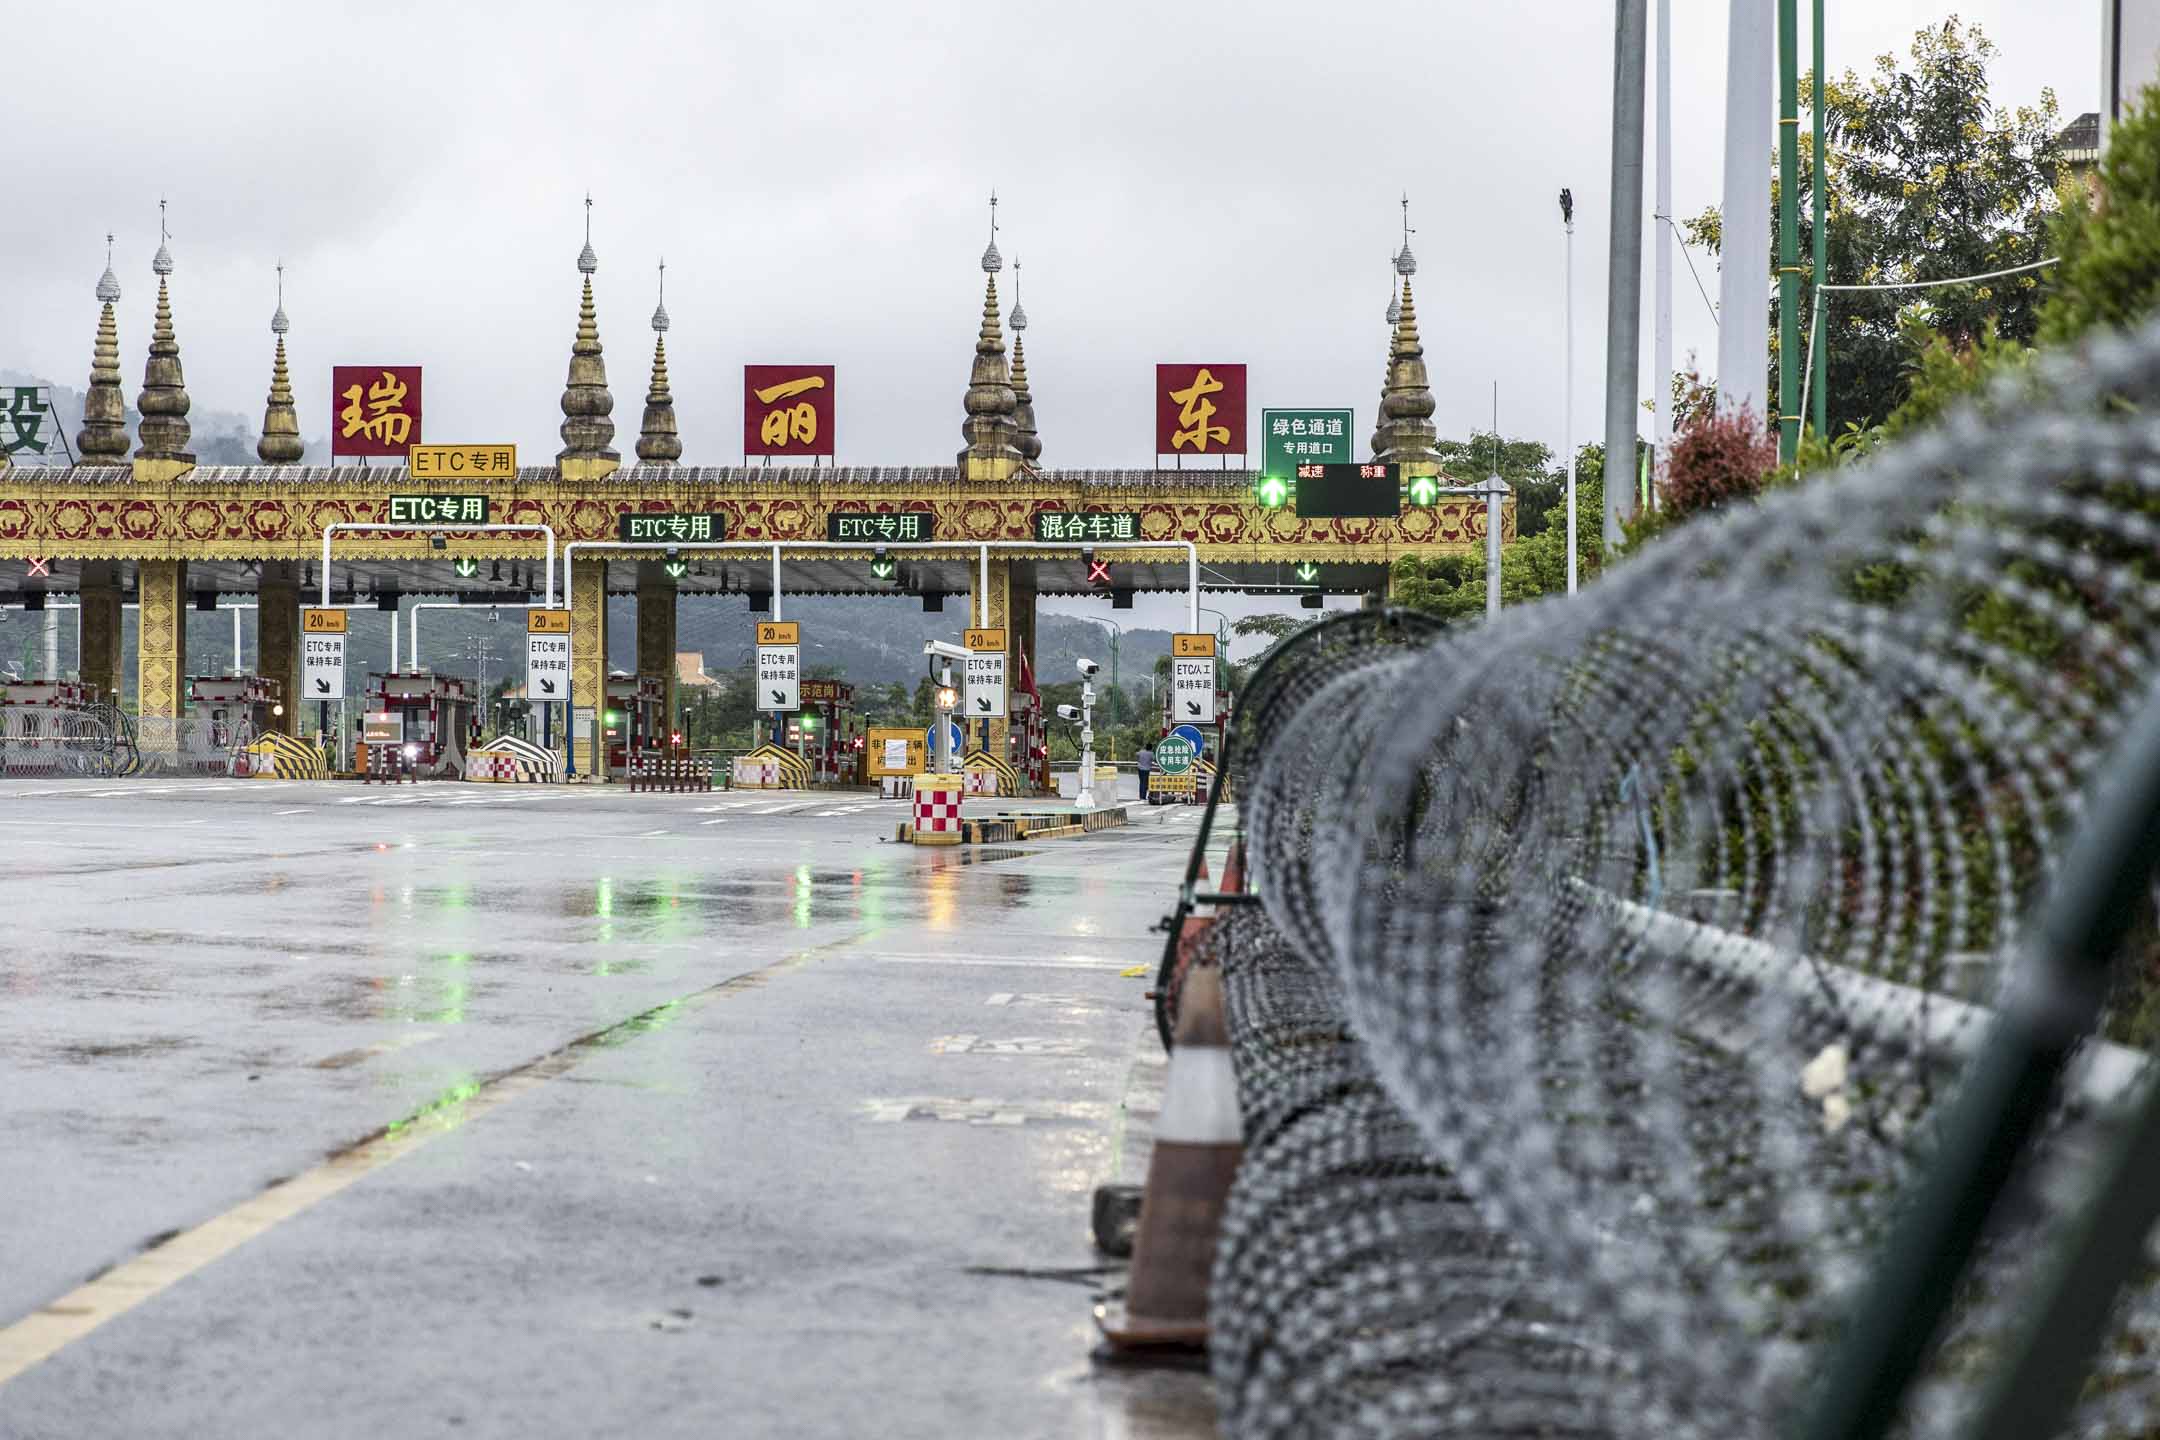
[1155,363,1247,456]
[331,366,423,458]
[744,365,835,458]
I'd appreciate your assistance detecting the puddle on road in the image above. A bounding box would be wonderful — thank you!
[50,1035,195,1063]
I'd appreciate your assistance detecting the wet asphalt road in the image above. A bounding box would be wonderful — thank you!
[0,778,1218,1439]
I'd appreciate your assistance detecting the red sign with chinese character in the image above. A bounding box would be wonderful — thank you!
[1155,363,1247,456]
[744,365,835,458]
[331,366,423,458]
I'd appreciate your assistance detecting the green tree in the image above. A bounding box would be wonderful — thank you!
[1687,18,2065,438]
[2040,82,2160,343]
[1391,444,1607,620]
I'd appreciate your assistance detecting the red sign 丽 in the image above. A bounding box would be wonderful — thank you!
[1154,363,1247,457]
[331,366,423,458]
[744,365,836,458]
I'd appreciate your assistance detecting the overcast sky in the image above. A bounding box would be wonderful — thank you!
[3,0,2102,643]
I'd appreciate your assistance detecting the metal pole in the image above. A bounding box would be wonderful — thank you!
[1653,0,1674,483]
[1777,0,1801,463]
[1565,209,1579,595]
[1718,0,1775,421]
[231,605,241,673]
[1484,476,1504,618]
[771,544,782,622]
[1603,0,1648,547]
[1811,0,1829,440]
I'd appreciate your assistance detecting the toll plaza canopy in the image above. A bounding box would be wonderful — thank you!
[0,211,1502,777]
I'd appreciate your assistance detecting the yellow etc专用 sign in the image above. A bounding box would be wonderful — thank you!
[409,443,516,479]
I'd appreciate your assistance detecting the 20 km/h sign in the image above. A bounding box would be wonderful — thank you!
[526,609,570,702]
[301,608,347,700]
[963,628,1006,718]
[1170,632,1217,725]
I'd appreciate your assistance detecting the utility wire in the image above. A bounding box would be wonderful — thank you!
[1655,213,1720,326]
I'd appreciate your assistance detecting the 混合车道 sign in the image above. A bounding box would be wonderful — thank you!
[1032,511,1140,542]
[618,511,727,543]
[826,512,934,542]
[387,494,489,524]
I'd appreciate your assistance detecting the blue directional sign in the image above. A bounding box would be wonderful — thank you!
[1170,724,1207,754]
[925,721,965,759]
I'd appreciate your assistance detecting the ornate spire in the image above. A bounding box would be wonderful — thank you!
[76,233,130,463]
[1372,275,1439,465]
[558,194,618,463]
[959,195,1020,465]
[135,200,193,462]
[1009,256,1041,465]
[257,264,303,464]
[637,259,681,464]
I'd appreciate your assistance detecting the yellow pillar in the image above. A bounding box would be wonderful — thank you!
[570,556,609,779]
[256,569,301,735]
[636,562,679,745]
[136,559,188,754]
[970,558,1013,761]
[77,563,124,707]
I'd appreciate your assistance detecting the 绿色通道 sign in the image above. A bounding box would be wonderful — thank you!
[1261,408,1353,477]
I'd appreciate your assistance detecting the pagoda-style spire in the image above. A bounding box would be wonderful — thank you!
[135,201,193,462]
[257,264,303,464]
[958,192,1020,465]
[557,194,619,464]
[1373,276,1441,464]
[1009,255,1042,465]
[76,234,130,463]
[1373,198,1416,459]
[636,259,681,464]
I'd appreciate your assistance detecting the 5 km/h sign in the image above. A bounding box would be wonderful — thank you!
[1170,632,1217,724]
[757,621,800,712]
[963,628,1006,718]
[301,608,347,700]
[526,609,570,702]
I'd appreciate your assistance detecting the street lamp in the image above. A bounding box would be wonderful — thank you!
[1561,186,1578,596]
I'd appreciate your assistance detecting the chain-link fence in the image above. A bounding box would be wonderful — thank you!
[1190,319,2160,1438]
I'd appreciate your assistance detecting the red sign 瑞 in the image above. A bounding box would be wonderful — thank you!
[1155,363,1247,456]
[331,366,423,458]
[744,365,836,458]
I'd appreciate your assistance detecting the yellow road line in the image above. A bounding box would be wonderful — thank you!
[0,929,871,1389]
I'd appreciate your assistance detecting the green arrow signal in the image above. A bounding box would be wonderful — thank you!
[1255,475,1290,509]
[453,557,477,578]
[1407,474,1440,506]
[1296,562,1318,583]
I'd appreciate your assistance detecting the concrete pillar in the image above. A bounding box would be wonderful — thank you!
[570,556,609,779]
[77,562,124,707]
[136,559,188,752]
[256,566,301,736]
[636,562,679,746]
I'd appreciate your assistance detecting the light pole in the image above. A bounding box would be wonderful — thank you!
[1073,615,1126,733]
[1561,187,1578,595]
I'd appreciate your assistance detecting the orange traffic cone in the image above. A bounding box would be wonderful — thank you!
[1097,962,1242,1353]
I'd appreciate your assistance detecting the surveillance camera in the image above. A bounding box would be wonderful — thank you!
[1076,658,1099,678]
[1056,704,1081,722]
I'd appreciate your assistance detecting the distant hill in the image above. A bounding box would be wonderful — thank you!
[0,369,331,465]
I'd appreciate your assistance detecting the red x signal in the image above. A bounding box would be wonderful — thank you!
[1086,558,1111,585]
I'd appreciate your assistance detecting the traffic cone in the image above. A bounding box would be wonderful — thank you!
[1096,962,1242,1353]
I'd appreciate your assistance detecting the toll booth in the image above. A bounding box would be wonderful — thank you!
[187,676,283,760]
[364,671,476,778]
[605,674,666,779]
[793,679,863,786]
[1008,686,1048,796]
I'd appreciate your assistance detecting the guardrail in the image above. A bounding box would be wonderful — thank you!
[1172,317,2160,1438]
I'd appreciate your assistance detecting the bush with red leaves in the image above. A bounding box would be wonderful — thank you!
[1658,401,1778,521]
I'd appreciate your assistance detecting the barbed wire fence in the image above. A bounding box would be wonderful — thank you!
[1186,319,2160,1438]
